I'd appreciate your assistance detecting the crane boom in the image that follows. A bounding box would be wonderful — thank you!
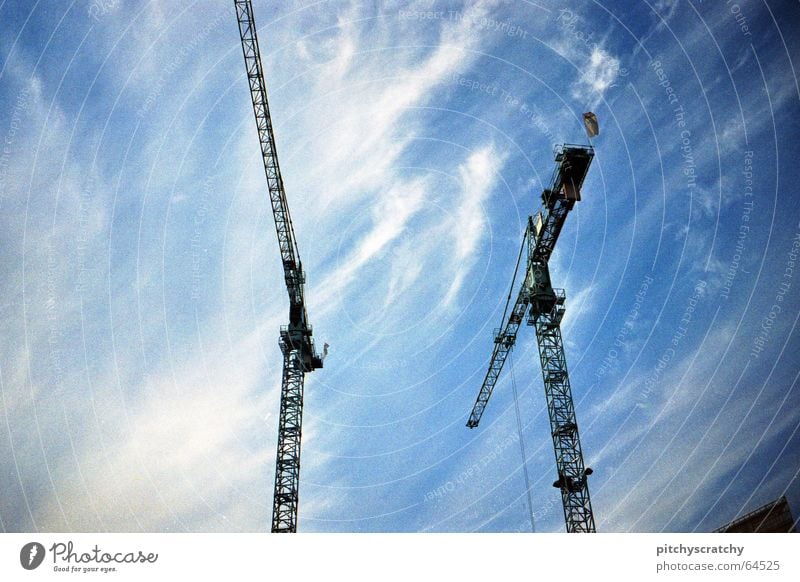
[467,144,596,533]
[235,0,304,313]
[467,228,532,428]
[532,144,593,264]
[234,0,322,533]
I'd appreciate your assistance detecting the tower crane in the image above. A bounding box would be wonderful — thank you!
[234,0,323,533]
[467,144,596,533]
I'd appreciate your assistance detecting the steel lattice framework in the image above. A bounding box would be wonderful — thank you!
[272,342,306,531]
[467,144,596,533]
[235,0,323,533]
[531,296,595,532]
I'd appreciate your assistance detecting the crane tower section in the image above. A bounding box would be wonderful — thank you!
[467,144,596,533]
[234,0,323,533]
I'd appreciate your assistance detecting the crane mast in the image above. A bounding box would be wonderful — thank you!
[467,144,596,533]
[234,0,323,533]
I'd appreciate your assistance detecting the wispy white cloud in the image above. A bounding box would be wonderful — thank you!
[1,0,507,532]
[588,318,795,531]
[3,0,799,536]
[571,47,624,108]
[444,144,505,306]
[314,179,427,308]
[35,330,276,531]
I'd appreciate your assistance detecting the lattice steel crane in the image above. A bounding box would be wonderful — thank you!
[467,144,596,533]
[234,0,323,533]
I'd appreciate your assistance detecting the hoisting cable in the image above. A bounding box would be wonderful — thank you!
[509,348,535,532]
[498,227,529,330]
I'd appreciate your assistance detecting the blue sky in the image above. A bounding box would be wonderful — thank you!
[0,0,798,533]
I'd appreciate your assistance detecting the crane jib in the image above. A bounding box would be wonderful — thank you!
[467,144,593,427]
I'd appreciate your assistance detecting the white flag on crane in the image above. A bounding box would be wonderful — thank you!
[583,112,599,137]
